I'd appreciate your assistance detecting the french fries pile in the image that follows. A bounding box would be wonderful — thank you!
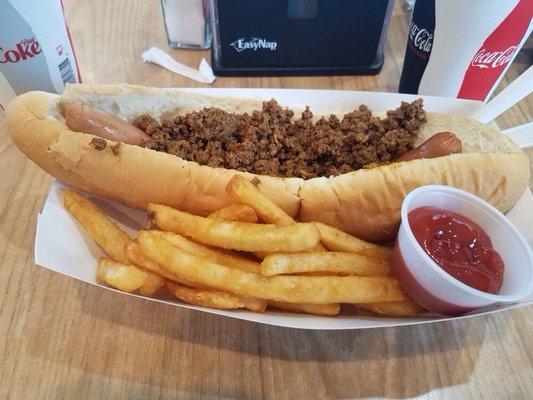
[64,176,424,317]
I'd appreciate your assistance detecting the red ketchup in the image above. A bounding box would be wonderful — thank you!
[408,206,504,294]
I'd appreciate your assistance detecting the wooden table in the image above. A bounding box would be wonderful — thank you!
[1,1,531,398]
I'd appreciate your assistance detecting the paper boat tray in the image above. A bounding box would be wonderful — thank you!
[34,88,533,330]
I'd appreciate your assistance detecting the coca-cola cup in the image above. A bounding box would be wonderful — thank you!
[399,0,532,102]
[0,0,80,111]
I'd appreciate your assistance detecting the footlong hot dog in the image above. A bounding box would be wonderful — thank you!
[396,131,462,162]
[6,84,529,241]
[64,100,462,163]
[65,101,155,147]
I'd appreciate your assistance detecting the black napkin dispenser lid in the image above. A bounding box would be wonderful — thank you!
[209,0,395,76]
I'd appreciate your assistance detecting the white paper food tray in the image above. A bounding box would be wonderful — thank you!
[34,88,533,330]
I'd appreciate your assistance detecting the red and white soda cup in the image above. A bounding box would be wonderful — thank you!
[0,0,81,111]
[399,0,532,102]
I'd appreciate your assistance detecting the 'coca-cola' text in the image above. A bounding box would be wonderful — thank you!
[408,23,433,54]
[0,37,41,64]
[471,46,517,69]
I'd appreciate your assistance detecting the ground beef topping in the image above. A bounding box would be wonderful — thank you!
[134,99,426,179]
[90,137,107,150]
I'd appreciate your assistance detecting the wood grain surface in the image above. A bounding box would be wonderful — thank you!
[0,1,531,399]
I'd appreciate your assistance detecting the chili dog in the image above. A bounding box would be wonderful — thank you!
[64,101,463,163]
[6,84,529,241]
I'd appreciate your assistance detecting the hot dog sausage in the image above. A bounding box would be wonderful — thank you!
[396,132,462,162]
[64,101,155,147]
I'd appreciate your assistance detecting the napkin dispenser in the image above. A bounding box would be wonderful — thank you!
[209,0,395,76]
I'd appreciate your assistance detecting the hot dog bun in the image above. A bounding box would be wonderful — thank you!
[7,84,529,242]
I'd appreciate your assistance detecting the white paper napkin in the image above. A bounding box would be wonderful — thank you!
[141,46,216,84]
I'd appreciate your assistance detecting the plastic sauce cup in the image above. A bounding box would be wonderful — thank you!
[391,185,533,315]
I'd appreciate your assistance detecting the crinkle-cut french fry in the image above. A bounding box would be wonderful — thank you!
[139,231,406,304]
[148,204,320,252]
[64,189,131,264]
